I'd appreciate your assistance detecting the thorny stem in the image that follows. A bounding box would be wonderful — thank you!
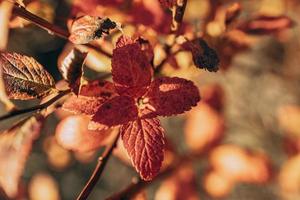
[0,89,71,121]
[76,130,120,200]
[11,2,113,57]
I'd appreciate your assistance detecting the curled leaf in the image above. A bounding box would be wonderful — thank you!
[183,38,220,72]
[0,52,56,100]
[58,48,87,94]
[69,15,117,44]
[144,77,200,117]
[0,115,44,198]
[121,118,165,180]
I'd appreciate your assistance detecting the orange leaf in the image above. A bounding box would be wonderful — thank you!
[0,52,56,100]
[0,115,44,198]
[121,118,165,180]
[55,115,111,152]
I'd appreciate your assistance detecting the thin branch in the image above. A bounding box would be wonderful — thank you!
[11,2,113,57]
[12,2,69,39]
[76,130,120,200]
[171,0,188,35]
[0,89,71,121]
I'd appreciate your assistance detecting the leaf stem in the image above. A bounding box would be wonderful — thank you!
[0,89,71,121]
[76,130,120,200]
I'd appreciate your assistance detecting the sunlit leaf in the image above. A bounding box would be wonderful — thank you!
[0,52,56,100]
[121,118,165,180]
[58,48,87,94]
[69,15,117,44]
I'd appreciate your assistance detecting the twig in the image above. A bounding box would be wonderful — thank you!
[11,2,113,57]
[76,130,120,200]
[171,0,188,35]
[0,89,71,121]
[12,2,69,39]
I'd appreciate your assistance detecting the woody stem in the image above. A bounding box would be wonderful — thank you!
[76,130,120,200]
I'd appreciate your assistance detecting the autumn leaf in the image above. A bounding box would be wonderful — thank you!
[0,115,44,198]
[69,15,117,44]
[91,95,138,129]
[183,38,220,72]
[238,15,294,35]
[159,0,176,8]
[63,80,116,115]
[121,118,165,180]
[55,115,111,152]
[0,52,56,100]
[0,66,14,110]
[0,1,13,51]
[112,36,152,97]
[58,48,87,94]
[144,77,200,117]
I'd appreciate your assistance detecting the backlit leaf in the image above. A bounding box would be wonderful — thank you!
[121,118,165,180]
[159,0,176,8]
[144,77,200,117]
[63,80,116,115]
[0,115,44,198]
[91,95,138,130]
[69,15,117,44]
[58,48,87,94]
[55,115,111,152]
[0,53,56,100]
[112,36,152,96]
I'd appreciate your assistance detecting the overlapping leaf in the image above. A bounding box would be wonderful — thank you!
[58,48,87,94]
[0,115,44,198]
[91,96,138,129]
[63,80,116,115]
[0,53,56,100]
[144,77,200,117]
[69,15,117,44]
[121,118,165,180]
[158,0,176,8]
[112,36,152,96]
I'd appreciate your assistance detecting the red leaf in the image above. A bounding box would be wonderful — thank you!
[121,118,165,180]
[112,36,152,96]
[158,0,176,8]
[55,115,111,152]
[0,116,44,198]
[144,77,200,117]
[62,80,116,115]
[238,15,294,35]
[91,95,138,129]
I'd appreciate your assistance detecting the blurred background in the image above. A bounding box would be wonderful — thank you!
[1,0,300,199]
